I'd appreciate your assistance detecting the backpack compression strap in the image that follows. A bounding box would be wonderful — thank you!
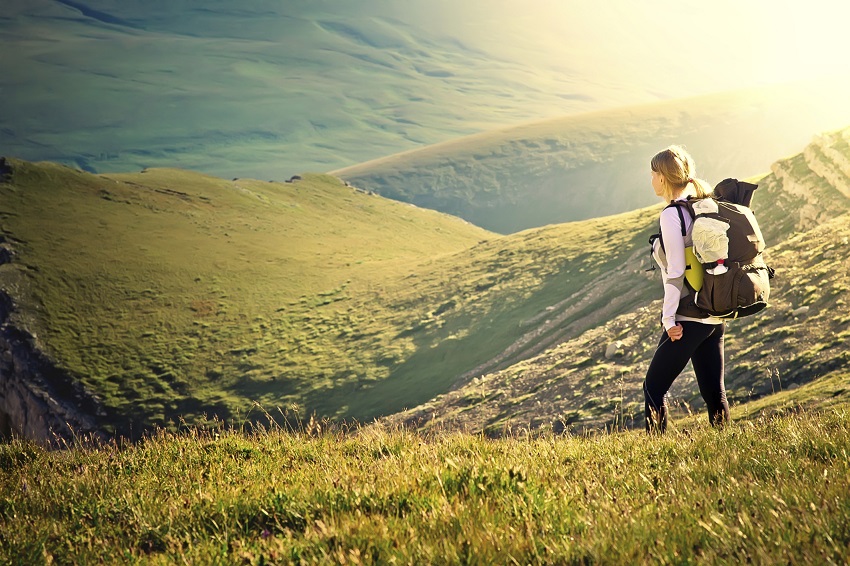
[647,202,698,276]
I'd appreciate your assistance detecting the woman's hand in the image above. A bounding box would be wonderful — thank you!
[667,323,683,341]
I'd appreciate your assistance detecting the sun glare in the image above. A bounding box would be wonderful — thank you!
[513,0,850,95]
[756,1,850,82]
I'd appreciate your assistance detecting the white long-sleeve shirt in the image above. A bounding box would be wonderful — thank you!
[653,199,723,330]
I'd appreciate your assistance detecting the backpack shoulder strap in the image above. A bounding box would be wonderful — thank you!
[663,200,695,237]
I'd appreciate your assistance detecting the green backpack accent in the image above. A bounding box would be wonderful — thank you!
[683,246,704,292]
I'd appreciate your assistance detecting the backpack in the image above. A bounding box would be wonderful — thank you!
[651,178,775,319]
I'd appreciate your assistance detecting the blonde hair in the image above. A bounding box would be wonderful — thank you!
[651,145,712,203]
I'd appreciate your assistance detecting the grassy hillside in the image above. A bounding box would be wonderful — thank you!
[335,126,850,425]
[334,80,850,232]
[1,127,849,439]
[0,159,492,435]
[385,128,850,435]
[0,155,660,432]
[1,395,849,563]
[386,211,850,436]
[2,127,850,562]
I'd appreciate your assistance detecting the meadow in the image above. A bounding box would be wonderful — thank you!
[0,159,494,435]
[0,156,657,433]
[1,395,848,564]
[1,125,849,440]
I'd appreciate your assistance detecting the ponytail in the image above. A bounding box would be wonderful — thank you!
[688,177,713,199]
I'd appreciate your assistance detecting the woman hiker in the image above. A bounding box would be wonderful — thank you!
[644,145,730,433]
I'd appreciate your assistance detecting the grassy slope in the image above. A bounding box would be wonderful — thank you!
[385,127,850,434]
[387,211,850,436]
[1,393,849,564]
[2,132,850,564]
[315,207,658,420]
[0,159,492,434]
[2,128,849,438]
[334,79,850,232]
[0,156,660,430]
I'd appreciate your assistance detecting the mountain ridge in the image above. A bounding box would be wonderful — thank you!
[333,80,850,232]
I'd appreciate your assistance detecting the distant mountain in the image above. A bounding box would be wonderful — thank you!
[334,80,850,233]
[1,126,849,443]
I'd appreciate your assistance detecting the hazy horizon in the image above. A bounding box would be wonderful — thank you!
[2,0,850,178]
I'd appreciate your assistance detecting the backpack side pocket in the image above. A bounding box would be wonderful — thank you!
[696,268,738,317]
[696,264,770,318]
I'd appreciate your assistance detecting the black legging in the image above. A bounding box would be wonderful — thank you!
[643,321,729,433]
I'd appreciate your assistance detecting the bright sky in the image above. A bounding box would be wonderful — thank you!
[601,0,850,87]
[414,0,850,98]
[672,0,850,84]
[773,9,850,81]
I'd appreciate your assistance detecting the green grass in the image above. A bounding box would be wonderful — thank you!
[1,156,669,436]
[387,202,850,436]
[1,396,849,564]
[0,159,496,434]
[316,209,659,421]
[374,126,850,435]
[3,127,850,441]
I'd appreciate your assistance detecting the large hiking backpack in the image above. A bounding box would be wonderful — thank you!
[656,179,775,319]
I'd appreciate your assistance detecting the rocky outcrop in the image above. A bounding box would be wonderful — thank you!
[605,341,626,360]
[818,129,850,178]
[0,157,11,183]
[0,268,108,449]
[763,129,850,239]
[804,134,850,201]
[770,155,835,233]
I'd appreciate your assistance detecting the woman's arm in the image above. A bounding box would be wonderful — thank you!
[659,206,688,332]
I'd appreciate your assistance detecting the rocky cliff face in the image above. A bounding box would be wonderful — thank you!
[766,128,850,239]
[0,290,108,447]
[806,129,850,199]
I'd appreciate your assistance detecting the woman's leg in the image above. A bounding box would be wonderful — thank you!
[644,322,714,433]
[691,323,729,427]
